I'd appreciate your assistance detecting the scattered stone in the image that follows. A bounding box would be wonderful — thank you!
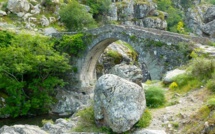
[163,69,186,84]
[94,74,146,133]
[0,125,47,134]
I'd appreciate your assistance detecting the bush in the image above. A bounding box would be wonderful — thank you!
[189,58,215,80]
[206,79,215,92]
[134,108,152,128]
[169,82,178,90]
[207,98,215,109]
[173,74,201,93]
[59,0,96,31]
[145,86,165,108]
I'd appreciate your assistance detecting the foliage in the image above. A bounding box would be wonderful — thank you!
[56,34,86,56]
[169,82,178,90]
[72,105,113,133]
[0,31,14,47]
[59,0,96,31]
[177,21,185,34]
[145,86,165,108]
[0,32,71,117]
[172,74,201,93]
[189,58,215,80]
[134,108,152,128]
[207,98,215,109]
[81,0,111,21]
[156,0,183,32]
[206,79,215,92]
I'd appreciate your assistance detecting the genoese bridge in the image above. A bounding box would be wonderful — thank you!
[53,25,210,88]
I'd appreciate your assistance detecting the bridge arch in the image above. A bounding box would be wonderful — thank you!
[53,25,210,89]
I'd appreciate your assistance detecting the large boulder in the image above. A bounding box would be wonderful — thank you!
[7,0,31,14]
[110,63,143,85]
[94,74,146,133]
[0,125,47,134]
[133,129,166,134]
[204,6,215,23]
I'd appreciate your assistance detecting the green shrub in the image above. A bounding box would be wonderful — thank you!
[207,98,215,109]
[59,0,96,31]
[145,86,165,108]
[0,31,14,47]
[206,79,215,92]
[173,74,201,93]
[56,34,86,57]
[134,108,152,128]
[72,105,112,133]
[189,58,215,80]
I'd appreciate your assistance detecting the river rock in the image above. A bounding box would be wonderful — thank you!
[94,74,146,133]
[7,0,31,14]
[42,118,74,134]
[52,90,91,116]
[110,63,143,85]
[204,6,215,23]
[0,125,47,134]
[163,69,186,84]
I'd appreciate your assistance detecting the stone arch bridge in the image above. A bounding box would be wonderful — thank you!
[52,25,210,89]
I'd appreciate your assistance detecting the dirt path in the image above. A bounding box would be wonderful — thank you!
[147,88,209,134]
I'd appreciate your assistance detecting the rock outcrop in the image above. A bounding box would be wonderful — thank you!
[0,125,47,134]
[203,6,215,23]
[107,0,167,30]
[94,74,146,133]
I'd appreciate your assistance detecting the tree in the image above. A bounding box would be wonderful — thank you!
[59,0,96,31]
[0,32,71,117]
